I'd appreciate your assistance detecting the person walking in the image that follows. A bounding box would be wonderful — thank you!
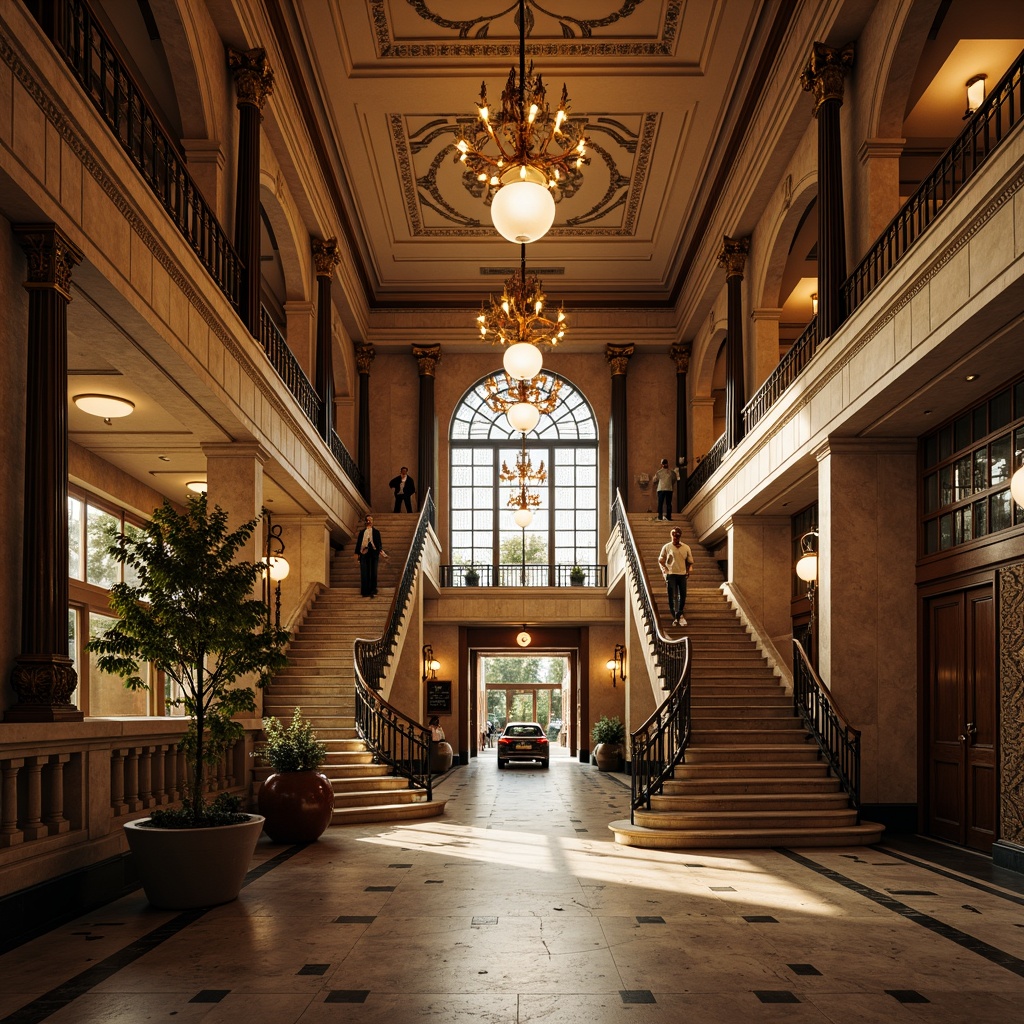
[389,467,416,512]
[658,526,694,626]
[652,458,680,521]
[353,514,385,597]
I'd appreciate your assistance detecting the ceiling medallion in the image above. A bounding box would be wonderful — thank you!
[455,0,588,243]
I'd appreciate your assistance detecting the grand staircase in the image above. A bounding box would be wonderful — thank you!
[610,513,883,849]
[260,513,445,824]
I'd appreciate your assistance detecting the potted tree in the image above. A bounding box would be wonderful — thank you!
[255,707,334,843]
[88,494,289,909]
[592,715,626,771]
[464,565,480,586]
[569,565,585,586]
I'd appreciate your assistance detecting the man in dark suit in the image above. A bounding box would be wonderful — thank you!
[389,467,416,512]
[353,514,385,597]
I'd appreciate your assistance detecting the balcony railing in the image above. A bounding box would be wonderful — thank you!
[685,432,727,501]
[743,315,819,434]
[259,308,320,424]
[439,563,607,587]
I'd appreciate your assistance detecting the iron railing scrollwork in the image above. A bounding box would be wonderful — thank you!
[685,432,727,502]
[792,639,861,817]
[610,492,691,819]
[35,0,242,309]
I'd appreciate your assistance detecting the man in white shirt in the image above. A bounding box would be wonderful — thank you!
[658,526,694,626]
[652,458,680,520]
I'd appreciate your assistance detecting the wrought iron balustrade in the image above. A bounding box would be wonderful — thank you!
[685,433,727,501]
[743,316,820,434]
[439,563,607,587]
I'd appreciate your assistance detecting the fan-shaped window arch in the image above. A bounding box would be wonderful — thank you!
[449,372,599,585]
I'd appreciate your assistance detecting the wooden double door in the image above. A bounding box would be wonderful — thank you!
[925,584,998,851]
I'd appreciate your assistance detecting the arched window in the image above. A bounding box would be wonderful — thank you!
[449,372,599,585]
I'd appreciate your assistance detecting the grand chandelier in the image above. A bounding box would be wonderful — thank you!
[478,244,567,380]
[484,371,562,433]
[455,0,588,244]
[500,435,547,528]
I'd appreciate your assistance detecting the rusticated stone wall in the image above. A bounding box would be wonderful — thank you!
[998,564,1024,845]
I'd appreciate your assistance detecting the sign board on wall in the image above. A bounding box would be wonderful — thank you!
[426,680,451,716]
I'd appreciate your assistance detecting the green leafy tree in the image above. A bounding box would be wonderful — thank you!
[87,494,290,825]
[500,533,548,563]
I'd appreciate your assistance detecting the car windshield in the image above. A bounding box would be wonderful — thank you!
[504,724,543,737]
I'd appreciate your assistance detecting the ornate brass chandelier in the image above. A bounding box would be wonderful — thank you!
[455,0,588,244]
[500,435,547,528]
[484,371,562,433]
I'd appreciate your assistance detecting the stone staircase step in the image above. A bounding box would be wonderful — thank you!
[333,788,432,809]
[674,759,828,777]
[664,776,840,795]
[331,801,446,825]
[631,806,859,830]
[650,791,852,813]
[608,819,885,849]
[691,729,810,744]
[330,776,413,795]
[684,745,822,763]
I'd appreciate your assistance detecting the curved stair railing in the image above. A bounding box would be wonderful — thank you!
[353,491,436,797]
[610,493,692,821]
[792,639,861,819]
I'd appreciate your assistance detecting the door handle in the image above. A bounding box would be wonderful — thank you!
[959,723,977,744]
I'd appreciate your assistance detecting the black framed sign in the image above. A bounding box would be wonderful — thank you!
[426,680,451,716]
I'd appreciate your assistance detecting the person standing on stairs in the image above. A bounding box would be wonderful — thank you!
[353,514,386,597]
[658,526,693,627]
[652,458,680,520]
[389,466,416,513]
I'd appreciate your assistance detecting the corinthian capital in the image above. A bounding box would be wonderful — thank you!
[355,343,375,375]
[670,341,692,374]
[313,237,341,278]
[15,223,83,299]
[228,47,274,111]
[413,344,442,376]
[605,343,634,376]
[717,236,750,279]
[800,41,855,114]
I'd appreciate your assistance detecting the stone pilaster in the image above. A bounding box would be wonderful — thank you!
[717,236,749,450]
[605,344,634,505]
[414,344,442,502]
[313,238,341,442]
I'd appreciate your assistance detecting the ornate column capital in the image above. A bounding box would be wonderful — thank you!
[15,224,83,300]
[413,344,442,376]
[605,343,634,376]
[669,341,692,374]
[313,237,341,278]
[228,46,274,112]
[717,235,750,279]
[800,41,855,114]
[355,343,376,375]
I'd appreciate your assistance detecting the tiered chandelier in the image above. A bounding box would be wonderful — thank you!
[500,435,547,528]
[484,371,562,434]
[455,0,588,244]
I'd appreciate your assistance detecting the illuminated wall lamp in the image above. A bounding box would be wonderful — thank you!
[606,643,626,687]
[964,74,986,119]
[73,393,135,419]
[811,292,818,316]
[422,644,440,681]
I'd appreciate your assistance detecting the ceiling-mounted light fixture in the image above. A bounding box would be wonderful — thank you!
[72,393,135,419]
[964,74,986,119]
[454,0,588,243]
[501,434,546,526]
[483,371,562,431]
[185,480,208,494]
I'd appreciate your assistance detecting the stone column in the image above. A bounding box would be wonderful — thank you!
[815,438,917,806]
[201,441,269,565]
[284,299,316,380]
[313,238,341,442]
[717,236,750,450]
[856,138,906,258]
[355,343,375,500]
[605,344,634,505]
[413,344,441,503]
[670,342,691,513]
[801,41,854,340]
[7,225,83,723]
[690,397,717,468]
[750,307,782,392]
[228,47,274,336]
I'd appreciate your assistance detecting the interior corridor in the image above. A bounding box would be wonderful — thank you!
[2,758,1024,1023]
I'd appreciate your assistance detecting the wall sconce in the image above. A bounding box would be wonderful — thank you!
[422,644,440,681]
[795,529,818,634]
[964,74,986,119]
[810,292,818,316]
[606,643,626,687]
[263,512,289,629]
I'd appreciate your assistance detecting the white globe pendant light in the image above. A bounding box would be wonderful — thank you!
[503,341,543,381]
[490,167,556,244]
[506,402,540,433]
[513,507,534,528]
[1012,465,1024,508]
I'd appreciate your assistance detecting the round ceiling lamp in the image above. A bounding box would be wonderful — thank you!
[73,394,135,418]
[490,168,556,245]
[186,480,208,494]
[503,341,543,381]
[506,402,541,433]
[513,507,534,528]
[265,555,290,582]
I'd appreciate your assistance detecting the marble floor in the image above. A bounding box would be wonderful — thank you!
[2,746,1024,1023]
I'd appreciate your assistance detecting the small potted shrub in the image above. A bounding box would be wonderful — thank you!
[569,565,585,586]
[255,708,334,843]
[464,565,480,586]
[592,715,626,771]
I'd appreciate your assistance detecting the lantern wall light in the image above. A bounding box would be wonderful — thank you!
[606,643,626,687]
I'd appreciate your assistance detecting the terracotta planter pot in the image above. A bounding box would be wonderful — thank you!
[594,742,624,772]
[258,770,335,843]
[124,815,264,910]
[430,741,454,774]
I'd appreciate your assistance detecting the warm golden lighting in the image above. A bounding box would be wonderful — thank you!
[965,74,986,118]
[500,435,547,521]
[483,372,562,425]
[185,480,208,494]
[73,394,135,418]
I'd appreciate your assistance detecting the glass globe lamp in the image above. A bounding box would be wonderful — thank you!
[490,166,556,244]
[503,342,543,381]
[506,402,540,433]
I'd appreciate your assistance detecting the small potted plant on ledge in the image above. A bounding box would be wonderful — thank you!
[570,565,586,586]
[255,707,334,843]
[464,565,480,586]
[88,494,289,909]
[592,715,626,771]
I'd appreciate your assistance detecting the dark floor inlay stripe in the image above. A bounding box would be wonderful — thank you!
[190,990,230,1003]
[636,916,665,924]
[425,879,444,884]
[334,915,376,924]
[743,915,777,923]
[620,990,656,1004]
[389,863,412,868]
[298,964,330,976]
[886,990,929,1003]
[787,963,821,976]
[887,890,937,896]
[781,849,1024,979]
[365,886,396,892]
[325,990,370,1004]
[755,991,799,1004]
[873,845,1024,907]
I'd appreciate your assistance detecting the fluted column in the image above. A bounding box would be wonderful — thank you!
[7,225,83,722]
[605,344,634,504]
[717,236,749,450]
[313,238,341,442]
[228,46,274,335]
[801,41,854,340]
[355,344,375,500]
[670,342,691,513]
[413,344,441,502]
